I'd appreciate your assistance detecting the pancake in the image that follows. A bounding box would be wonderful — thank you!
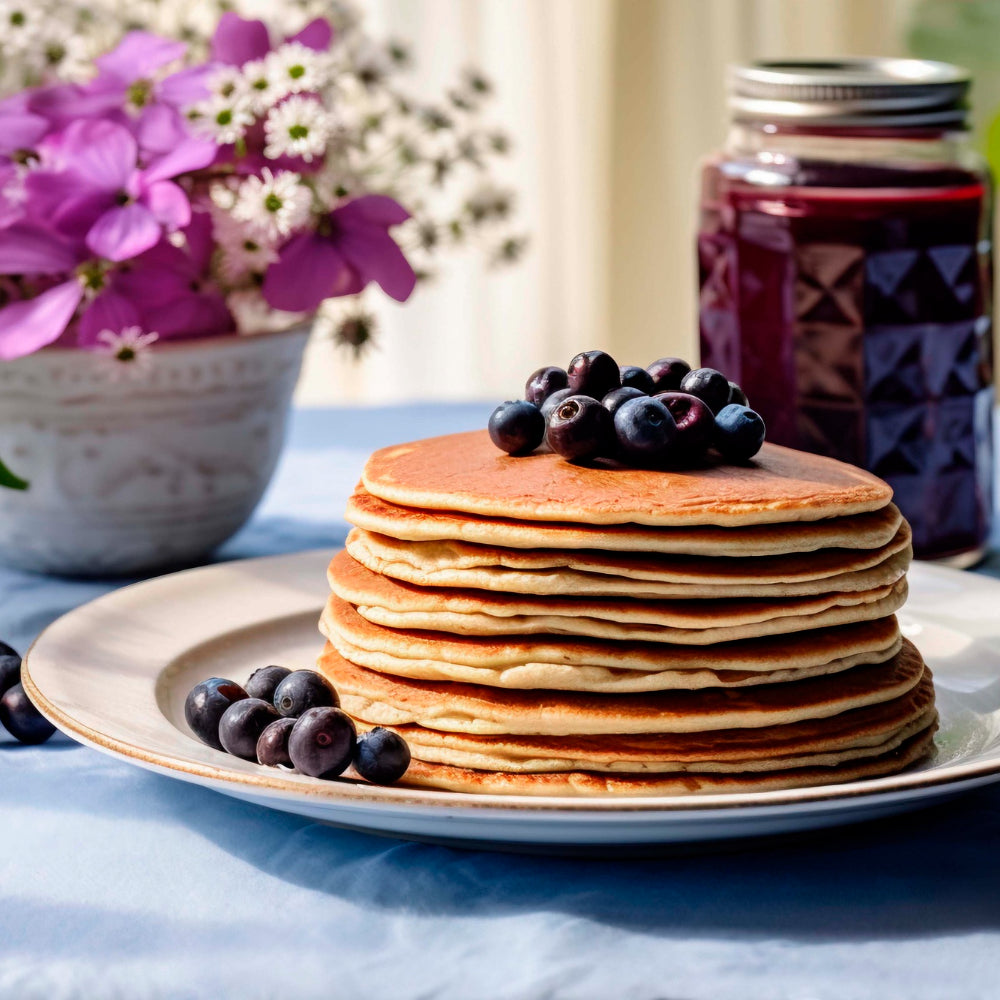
[395,725,937,796]
[321,596,904,692]
[388,705,937,773]
[347,489,904,556]
[319,638,927,735]
[361,431,894,526]
[345,527,912,598]
[329,550,908,644]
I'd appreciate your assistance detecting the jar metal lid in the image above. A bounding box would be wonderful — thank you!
[729,58,970,128]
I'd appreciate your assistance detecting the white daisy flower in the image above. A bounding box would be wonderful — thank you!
[263,96,334,162]
[0,1,47,55]
[227,288,306,336]
[207,64,249,102]
[213,214,279,285]
[264,42,331,100]
[96,326,159,374]
[242,57,284,115]
[189,93,255,146]
[231,169,313,243]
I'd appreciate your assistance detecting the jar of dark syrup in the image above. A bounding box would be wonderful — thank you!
[699,60,993,564]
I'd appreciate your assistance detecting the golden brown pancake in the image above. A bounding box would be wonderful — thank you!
[321,596,903,692]
[319,639,926,735]
[328,550,908,644]
[361,431,894,527]
[395,725,937,795]
[346,489,905,556]
[383,676,934,768]
[345,526,912,598]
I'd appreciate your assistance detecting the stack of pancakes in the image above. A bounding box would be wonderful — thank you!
[319,430,937,796]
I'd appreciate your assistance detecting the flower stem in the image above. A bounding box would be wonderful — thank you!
[0,457,28,491]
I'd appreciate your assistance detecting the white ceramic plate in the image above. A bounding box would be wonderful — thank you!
[22,551,1000,851]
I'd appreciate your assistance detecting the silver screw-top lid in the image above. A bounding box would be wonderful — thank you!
[730,59,971,128]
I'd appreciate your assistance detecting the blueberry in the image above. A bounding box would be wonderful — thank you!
[256,716,297,767]
[618,365,655,394]
[0,682,55,745]
[647,357,691,392]
[0,654,21,697]
[525,366,568,407]
[613,396,676,465]
[244,665,292,703]
[602,386,646,417]
[184,677,248,751]
[566,350,620,399]
[727,381,748,407]
[679,367,731,414]
[546,394,615,462]
[219,698,280,760]
[655,391,715,460]
[714,404,766,461]
[540,387,574,421]
[488,400,545,456]
[288,707,357,778]
[355,727,411,785]
[273,669,338,718]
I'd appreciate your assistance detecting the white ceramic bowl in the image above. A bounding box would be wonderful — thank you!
[0,328,309,576]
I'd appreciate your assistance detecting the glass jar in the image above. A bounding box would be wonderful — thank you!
[698,59,994,564]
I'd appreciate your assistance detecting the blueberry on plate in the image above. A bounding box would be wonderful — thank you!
[525,366,568,407]
[355,727,411,785]
[244,665,292,703]
[613,396,677,465]
[727,381,748,407]
[602,386,646,417]
[618,365,655,394]
[566,350,620,399]
[646,357,691,392]
[655,391,715,460]
[273,669,339,718]
[256,716,297,767]
[539,387,574,422]
[0,652,21,698]
[184,677,248,751]
[679,367,731,414]
[0,683,56,745]
[714,404,766,461]
[546,395,615,462]
[488,400,545,456]
[219,698,280,760]
[288,707,357,779]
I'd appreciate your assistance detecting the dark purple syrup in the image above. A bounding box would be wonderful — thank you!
[698,155,993,560]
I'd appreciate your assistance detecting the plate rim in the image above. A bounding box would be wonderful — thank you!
[20,549,1000,820]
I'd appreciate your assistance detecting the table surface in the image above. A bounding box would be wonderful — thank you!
[4,404,1000,1000]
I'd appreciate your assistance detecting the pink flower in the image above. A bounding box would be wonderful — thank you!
[26,119,213,262]
[262,195,416,312]
[211,13,333,66]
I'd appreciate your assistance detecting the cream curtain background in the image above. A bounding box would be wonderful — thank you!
[296,0,919,406]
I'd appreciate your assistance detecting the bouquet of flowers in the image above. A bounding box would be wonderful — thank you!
[0,0,522,488]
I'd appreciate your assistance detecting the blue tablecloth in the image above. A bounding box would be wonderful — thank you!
[3,404,1000,1000]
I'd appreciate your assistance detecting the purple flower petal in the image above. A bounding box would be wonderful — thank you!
[0,225,80,273]
[148,290,233,340]
[58,120,137,191]
[0,111,49,156]
[0,280,83,359]
[133,105,189,158]
[183,210,216,272]
[86,203,161,261]
[288,18,334,51]
[26,83,123,129]
[142,136,217,183]
[333,194,411,229]
[96,32,187,82]
[337,226,416,303]
[76,290,141,346]
[141,180,190,229]
[211,13,271,66]
[263,234,361,312]
[158,65,213,108]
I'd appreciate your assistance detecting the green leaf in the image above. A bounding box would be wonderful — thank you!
[0,457,28,491]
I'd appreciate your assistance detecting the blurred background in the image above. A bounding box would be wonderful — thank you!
[196,0,1000,405]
